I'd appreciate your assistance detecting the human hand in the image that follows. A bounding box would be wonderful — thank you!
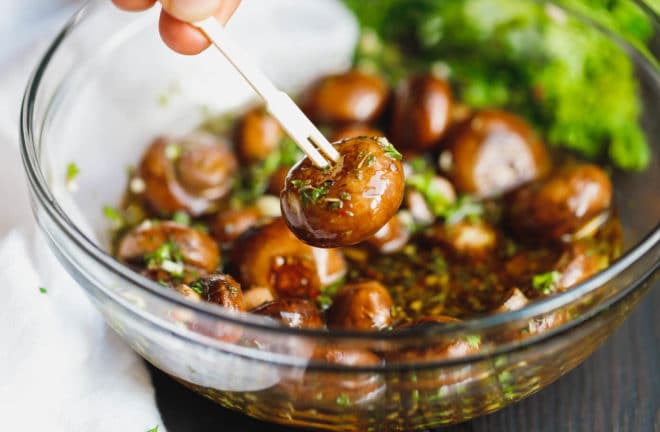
[112,0,241,54]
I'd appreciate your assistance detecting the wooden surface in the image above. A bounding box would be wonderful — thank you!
[150,284,659,432]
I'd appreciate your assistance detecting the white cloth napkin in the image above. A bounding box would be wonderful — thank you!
[0,1,357,431]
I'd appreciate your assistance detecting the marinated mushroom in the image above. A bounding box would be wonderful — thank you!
[267,166,291,195]
[301,70,389,124]
[425,220,497,258]
[508,163,613,242]
[440,109,551,197]
[326,281,393,331]
[210,207,263,245]
[138,133,238,216]
[185,274,245,343]
[391,74,453,152]
[330,124,384,142]
[366,215,410,253]
[385,317,482,389]
[117,220,220,282]
[235,107,284,163]
[195,274,246,311]
[279,346,384,407]
[230,217,347,298]
[555,241,608,291]
[251,298,323,329]
[281,136,405,247]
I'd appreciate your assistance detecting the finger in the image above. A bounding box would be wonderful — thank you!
[214,0,241,24]
[161,0,223,23]
[111,0,157,12]
[158,1,241,55]
[159,9,210,55]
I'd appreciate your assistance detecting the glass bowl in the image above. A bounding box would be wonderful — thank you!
[20,0,659,430]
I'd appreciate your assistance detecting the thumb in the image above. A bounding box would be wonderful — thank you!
[160,0,224,23]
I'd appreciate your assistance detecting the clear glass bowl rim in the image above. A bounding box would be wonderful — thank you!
[19,0,660,351]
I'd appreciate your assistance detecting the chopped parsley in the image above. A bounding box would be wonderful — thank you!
[316,278,344,310]
[146,426,159,432]
[443,196,483,226]
[378,137,403,160]
[406,163,452,217]
[189,281,205,295]
[532,271,560,295]
[231,136,302,206]
[157,280,169,287]
[39,287,47,294]
[466,335,481,349]
[65,162,80,186]
[172,211,191,225]
[293,179,333,208]
[164,143,182,160]
[145,240,184,277]
[192,223,209,233]
[336,393,352,407]
[103,206,124,229]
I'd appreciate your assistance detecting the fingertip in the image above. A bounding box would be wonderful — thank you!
[112,0,157,12]
[159,10,210,55]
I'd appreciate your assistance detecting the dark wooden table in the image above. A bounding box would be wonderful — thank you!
[150,285,659,432]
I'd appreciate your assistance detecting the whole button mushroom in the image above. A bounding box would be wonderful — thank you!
[330,124,385,142]
[385,316,482,390]
[184,274,245,343]
[138,132,238,216]
[235,107,284,163]
[279,345,385,407]
[326,281,393,331]
[440,109,551,197]
[301,70,389,124]
[210,207,263,245]
[281,137,405,248]
[508,163,612,242]
[117,220,220,282]
[366,215,410,254]
[391,74,453,152]
[251,298,323,329]
[230,217,347,299]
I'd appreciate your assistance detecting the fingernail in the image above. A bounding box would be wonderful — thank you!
[160,0,222,22]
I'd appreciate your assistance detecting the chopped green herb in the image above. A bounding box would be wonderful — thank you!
[66,162,80,185]
[103,206,124,228]
[192,223,209,233]
[146,426,159,432]
[189,281,204,295]
[466,335,481,349]
[157,280,169,287]
[145,240,184,277]
[325,198,343,210]
[336,393,352,407]
[316,295,332,308]
[164,143,182,160]
[426,255,447,274]
[231,137,302,206]
[317,278,345,310]
[296,180,333,208]
[157,94,169,106]
[532,270,560,295]
[406,158,450,216]
[339,191,351,200]
[39,287,47,294]
[172,211,191,225]
[378,137,403,160]
[444,196,483,226]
